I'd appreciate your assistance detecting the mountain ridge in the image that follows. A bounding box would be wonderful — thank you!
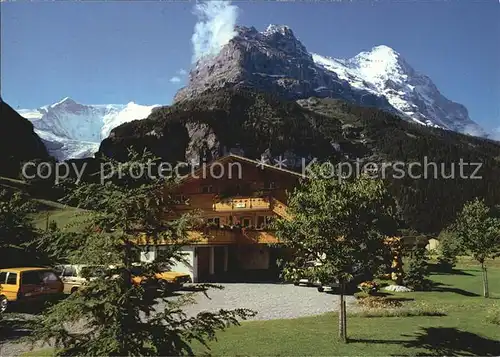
[175,24,486,137]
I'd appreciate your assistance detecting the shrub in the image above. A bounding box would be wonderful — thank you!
[353,291,369,300]
[351,306,446,318]
[357,296,403,309]
[403,246,430,291]
[436,230,462,271]
[358,281,380,295]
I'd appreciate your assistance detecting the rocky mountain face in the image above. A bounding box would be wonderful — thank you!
[99,88,500,233]
[175,25,395,113]
[0,99,50,177]
[175,25,485,136]
[19,97,159,161]
[101,89,335,166]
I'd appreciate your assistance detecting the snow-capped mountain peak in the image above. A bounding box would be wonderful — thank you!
[312,45,486,134]
[49,96,77,109]
[176,24,485,136]
[263,24,294,37]
[358,45,401,60]
[18,99,160,161]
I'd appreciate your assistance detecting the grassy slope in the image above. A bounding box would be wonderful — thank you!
[23,260,500,356]
[1,176,87,231]
[30,199,88,231]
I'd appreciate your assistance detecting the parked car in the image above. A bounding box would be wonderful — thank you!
[292,261,322,287]
[317,266,373,294]
[129,265,192,292]
[55,264,107,294]
[0,267,64,313]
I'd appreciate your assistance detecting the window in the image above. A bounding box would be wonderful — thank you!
[264,181,276,190]
[53,266,64,275]
[130,267,144,276]
[242,218,251,228]
[174,194,188,204]
[21,271,42,285]
[0,272,7,284]
[6,273,17,285]
[62,266,76,277]
[207,217,220,226]
[201,185,214,194]
[40,271,59,283]
[257,216,265,229]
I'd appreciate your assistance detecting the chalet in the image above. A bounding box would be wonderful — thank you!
[138,154,303,282]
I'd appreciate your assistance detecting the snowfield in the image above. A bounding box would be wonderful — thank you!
[312,46,486,136]
[18,98,160,161]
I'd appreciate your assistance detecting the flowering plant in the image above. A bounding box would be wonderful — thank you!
[358,281,380,295]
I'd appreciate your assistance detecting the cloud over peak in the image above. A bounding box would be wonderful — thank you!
[191,1,239,63]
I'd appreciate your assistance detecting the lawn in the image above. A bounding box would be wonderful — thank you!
[189,261,500,356]
[21,260,500,356]
[30,199,88,231]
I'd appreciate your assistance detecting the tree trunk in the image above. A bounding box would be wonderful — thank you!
[338,282,347,343]
[481,262,489,298]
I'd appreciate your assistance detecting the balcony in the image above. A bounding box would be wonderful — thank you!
[213,196,271,212]
[187,227,279,245]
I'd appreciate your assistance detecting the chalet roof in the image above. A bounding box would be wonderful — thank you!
[180,153,305,183]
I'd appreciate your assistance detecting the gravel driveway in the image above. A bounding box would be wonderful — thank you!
[164,283,357,321]
[0,283,356,356]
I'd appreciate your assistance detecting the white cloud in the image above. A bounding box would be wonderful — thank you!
[169,76,181,83]
[178,69,188,76]
[492,127,500,141]
[191,1,239,63]
[462,124,485,138]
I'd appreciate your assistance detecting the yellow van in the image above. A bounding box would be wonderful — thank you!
[0,267,64,313]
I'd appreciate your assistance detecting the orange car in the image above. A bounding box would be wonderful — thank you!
[129,265,191,292]
[0,267,64,312]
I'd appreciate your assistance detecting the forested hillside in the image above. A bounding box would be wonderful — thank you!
[99,88,500,234]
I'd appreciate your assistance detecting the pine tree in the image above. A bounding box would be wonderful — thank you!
[403,246,429,291]
[0,189,38,268]
[29,150,254,356]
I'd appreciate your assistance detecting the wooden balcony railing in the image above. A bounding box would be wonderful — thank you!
[213,196,271,212]
[170,194,292,220]
[187,227,279,245]
[270,197,292,220]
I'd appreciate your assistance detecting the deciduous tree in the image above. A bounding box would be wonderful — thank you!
[275,167,399,343]
[451,198,500,298]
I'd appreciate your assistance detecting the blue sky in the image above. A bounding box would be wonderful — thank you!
[1,0,499,133]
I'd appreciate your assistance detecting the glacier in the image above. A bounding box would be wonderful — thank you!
[18,98,159,161]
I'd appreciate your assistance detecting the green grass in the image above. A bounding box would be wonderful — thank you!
[189,264,500,356]
[1,176,87,231]
[21,262,500,356]
[30,199,88,231]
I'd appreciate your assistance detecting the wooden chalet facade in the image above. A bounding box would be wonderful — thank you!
[139,154,303,282]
